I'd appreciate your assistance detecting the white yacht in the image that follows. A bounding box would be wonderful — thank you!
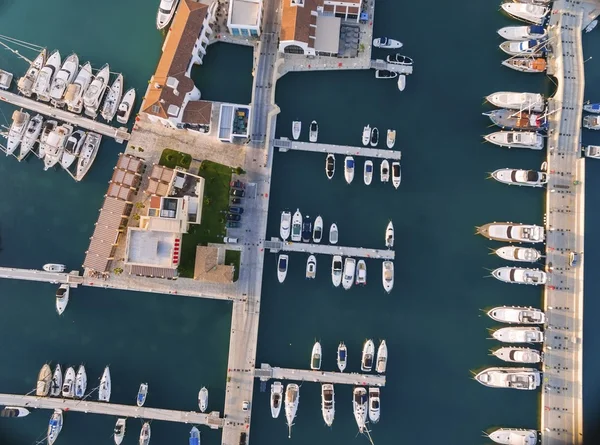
[280,211,291,241]
[583,114,600,130]
[382,261,394,293]
[56,284,69,315]
[502,57,547,73]
[285,383,299,438]
[342,257,356,290]
[75,132,101,181]
[491,168,547,187]
[61,130,86,169]
[381,159,390,182]
[586,19,598,32]
[361,339,375,372]
[47,409,63,445]
[50,53,79,105]
[116,88,136,124]
[364,160,374,185]
[498,25,547,40]
[494,246,542,263]
[18,49,46,97]
[270,381,283,418]
[139,422,151,445]
[501,3,549,24]
[98,366,111,402]
[492,326,544,343]
[292,120,301,140]
[326,153,335,179]
[62,367,76,398]
[321,384,335,426]
[309,120,318,142]
[137,383,148,406]
[84,63,110,118]
[368,387,380,423]
[362,125,371,146]
[373,37,403,48]
[397,74,406,92]
[499,39,545,56]
[337,342,347,372]
[0,407,30,418]
[19,114,43,160]
[584,102,600,113]
[585,145,600,159]
[50,364,62,397]
[114,418,126,445]
[492,267,547,285]
[306,255,317,279]
[65,62,93,113]
[386,129,396,148]
[39,120,58,157]
[488,428,538,445]
[344,156,355,184]
[43,124,73,170]
[157,0,180,29]
[198,387,208,412]
[355,260,367,285]
[101,73,123,122]
[291,209,302,242]
[475,367,541,390]
[36,364,52,396]
[492,347,542,364]
[352,387,368,433]
[385,221,394,248]
[311,341,322,370]
[329,223,338,244]
[484,131,544,149]
[476,222,545,243]
[331,255,343,287]
[313,216,323,243]
[370,127,379,147]
[391,161,401,188]
[487,306,546,324]
[376,340,387,373]
[74,365,87,399]
[33,50,61,102]
[277,254,289,283]
[44,263,66,272]
[486,92,544,112]
[6,110,30,156]
[0,69,12,90]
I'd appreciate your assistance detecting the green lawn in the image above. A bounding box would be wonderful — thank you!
[178,161,233,278]
[224,250,241,282]
[159,148,192,170]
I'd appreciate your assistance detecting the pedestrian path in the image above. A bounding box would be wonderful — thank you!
[273,139,402,160]
[255,364,386,387]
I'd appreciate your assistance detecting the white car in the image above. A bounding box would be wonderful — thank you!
[242,400,250,411]
[223,237,239,244]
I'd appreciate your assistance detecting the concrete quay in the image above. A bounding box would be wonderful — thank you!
[265,238,395,260]
[0,267,82,287]
[274,139,402,160]
[256,364,386,387]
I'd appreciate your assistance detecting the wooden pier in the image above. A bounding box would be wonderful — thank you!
[273,139,402,160]
[255,364,386,387]
[264,238,395,260]
[370,59,413,75]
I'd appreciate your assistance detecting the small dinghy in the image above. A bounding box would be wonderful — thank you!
[139,422,151,445]
[364,160,374,185]
[313,216,323,243]
[370,127,379,147]
[380,160,390,182]
[198,386,209,412]
[98,366,111,402]
[277,254,289,283]
[385,221,394,248]
[292,120,301,140]
[331,255,343,287]
[44,263,66,272]
[62,367,75,398]
[325,153,335,179]
[376,340,388,373]
[114,418,126,445]
[137,383,148,407]
[50,364,62,397]
[392,161,401,188]
[306,255,317,279]
[586,19,598,33]
[355,260,367,285]
[337,342,347,372]
[116,88,136,124]
[344,156,355,184]
[397,74,406,91]
[382,261,394,293]
[271,381,283,418]
[329,223,338,244]
[311,341,322,370]
[386,129,396,148]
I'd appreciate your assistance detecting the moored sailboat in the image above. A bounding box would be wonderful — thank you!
[47,409,63,445]
[19,114,43,160]
[18,49,47,97]
[98,366,112,402]
[139,422,151,445]
[36,364,52,396]
[352,387,368,433]
[285,383,300,438]
[114,418,127,445]
[75,132,101,181]
[74,365,87,399]
[137,383,149,406]
[50,364,62,397]
[62,367,76,398]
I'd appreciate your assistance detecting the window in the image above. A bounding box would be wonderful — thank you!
[232,28,241,36]
[284,45,305,54]
[151,105,161,114]
[241,28,249,36]
[291,0,304,6]
[250,29,258,36]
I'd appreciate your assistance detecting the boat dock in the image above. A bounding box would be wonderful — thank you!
[0,267,83,287]
[370,59,413,75]
[264,238,395,260]
[273,139,402,160]
[0,393,223,428]
[255,364,386,387]
[0,90,130,143]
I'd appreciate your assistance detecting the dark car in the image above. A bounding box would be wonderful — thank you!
[231,180,245,189]
[226,221,240,229]
[239,433,247,445]
[230,197,242,205]
[227,214,241,221]
[231,189,245,197]
[229,206,244,215]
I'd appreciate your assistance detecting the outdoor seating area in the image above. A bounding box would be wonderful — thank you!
[338,24,360,58]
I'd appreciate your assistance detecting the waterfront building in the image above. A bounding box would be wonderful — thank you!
[227,0,262,37]
[217,103,251,142]
[193,246,235,283]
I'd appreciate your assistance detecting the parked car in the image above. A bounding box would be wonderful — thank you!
[231,189,245,197]
[223,237,239,244]
[230,197,242,205]
[231,180,245,189]
[226,221,240,229]
[229,206,244,215]
[227,214,241,222]
[569,251,580,267]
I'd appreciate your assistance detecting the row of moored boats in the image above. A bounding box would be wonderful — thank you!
[372,37,410,91]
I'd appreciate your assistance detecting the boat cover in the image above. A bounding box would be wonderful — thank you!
[529,25,545,35]
[339,350,346,360]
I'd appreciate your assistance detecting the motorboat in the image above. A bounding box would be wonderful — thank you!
[397,74,406,92]
[36,364,52,396]
[56,284,69,315]
[189,426,200,445]
[368,387,380,423]
[329,223,338,244]
[484,109,547,131]
[306,255,317,279]
[382,261,394,293]
[501,3,549,24]
[277,254,289,283]
[364,160,374,185]
[487,306,546,324]
[352,387,368,433]
[370,127,379,147]
[114,418,126,445]
[0,407,30,417]
[337,342,347,372]
[492,267,547,285]
[50,53,79,105]
[47,409,63,445]
[198,386,208,412]
[50,364,62,397]
[584,102,600,113]
[326,153,335,179]
[137,383,148,407]
[6,110,30,156]
[376,340,388,373]
[116,88,136,124]
[391,162,401,188]
[301,215,312,243]
[381,159,390,182]
[313,216,323,243]
[373,37,403,49]
[491,168,547,187]
[291,209,302,242]
[285,383,299,438]
[331,255,343,287]
[486,92,544,112]
[355,260,367,285]
[342,257,356,290]
[344,156,355,184]
[43,124,73,170]
[98,366,111,402]
[62,367,76,398]
[361,339,375,372]
[19,114,43,160]
[387,54,413,65]
[65,62,93,113]
[583,115,600,130]
[492,347,542,364]
[494,246,542,262]
[488,428,538,445]
[475,367,541,390]
[385,221,394,248]
[0,69,12,90]
[292,120,301,140]
[17,48,46,97]
[484,131,544,149]
[362,125,371,146]
[270,381,283,418]
[39,120,58,158]
[139,422,151,445]
[75,132,102,181]
[61,130,86,169]
[585,19,598,33]
[309,120,318,142]
[157,0,180,29]
[492,326,544,343]
[585,145,600,159]
[311,341,322,370]
[499,39,546,56]
[101,73,123,122]
[44,263,66,272]
[498,25,547,40]
[375,70,398,79]
[386,130,396,148]
[33,50,61,102]
[280,211,291,241]
[321,384,335,426]
[476,222,545,243]
[502,57,547,73]
[74,365,87,399]
[84,63,110,118]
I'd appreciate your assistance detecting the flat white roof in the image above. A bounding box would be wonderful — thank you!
[126,228,177,267]
[230,0,261,26]
[315,16,341,54]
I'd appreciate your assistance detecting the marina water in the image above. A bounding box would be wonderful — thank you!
[1,0,600,444]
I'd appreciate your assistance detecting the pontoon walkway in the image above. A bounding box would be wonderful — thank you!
[264,238,395,260]
[255,364,386,387]
[274,139,402,160]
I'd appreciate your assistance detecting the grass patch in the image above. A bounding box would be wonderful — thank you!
[178,161,233,278]
[159,148,192,170]
[225,250,241,282]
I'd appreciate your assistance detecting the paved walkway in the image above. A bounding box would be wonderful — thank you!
[257,364,386,387]
[275,139,402,160]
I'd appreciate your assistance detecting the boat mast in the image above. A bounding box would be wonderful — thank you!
[0,34,45,65]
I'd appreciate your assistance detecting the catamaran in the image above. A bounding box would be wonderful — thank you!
[157,0,181,29]
[487,306,546,324]
[326,153,335,179]
[501,3,549,24]
[475,367,541,390]
[137,383,148,406]
[277,254,288,283]
[62,367,76,398]
[321,384,335,426]
[33,50,61,102]
[364,160,374,185]
[362,125,371,146]
[486,92,544,112]
[313,216,323,243]
[476,223,545,243]
[36,364,52,396]
[84,63,110,118]
[311,341,322,370]
[74,365,87,399]
[382,261,394,293]
[368,387,381,423]
[65,62,93,113]
[116,88,136,124]
[50,53,79,106]
[352,387,368,433]
[18,49,46,97]
[342,257,356,290]
[114,418,126,445]
[280,211,291,240]
[492,347,542,364]
[381,159,390,182]
[331,255,343,287]
[492,267,547,285]
[270,381,283,418]
[101,73,123,122]
[50,364,62,397]
[385,221,394,248]
[198,387,209,412]
[376,340,388,373]
[344,156,355,184]
[98,366,112,402]
[488,428,538,445]
[361,339,375,372]
[491,168,547,187]
[75,132,101,181]
[355,260,367,285]
[285,384,300,438]
[292,120,301,140]
[494,246,542,262]
[492,326,544,343]
[291,209,302,242]
[337,342,347,372]
[47,409,63,445]
[56,284,69,315]
[306,255,317,279]
[329,223,338,244]
[386,129,396,148]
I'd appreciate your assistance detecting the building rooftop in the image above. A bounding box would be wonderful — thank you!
[193,246,234,283]
[230,0,261,26]
[126,228,178,268]
[281,0,318,47]
[182,100,213,125]
[314,15,341,54]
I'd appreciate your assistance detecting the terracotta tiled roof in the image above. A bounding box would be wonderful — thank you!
[129,265,178,279]
[193,246,234,283]
[182,100,213,125]
[281,0,319,46]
